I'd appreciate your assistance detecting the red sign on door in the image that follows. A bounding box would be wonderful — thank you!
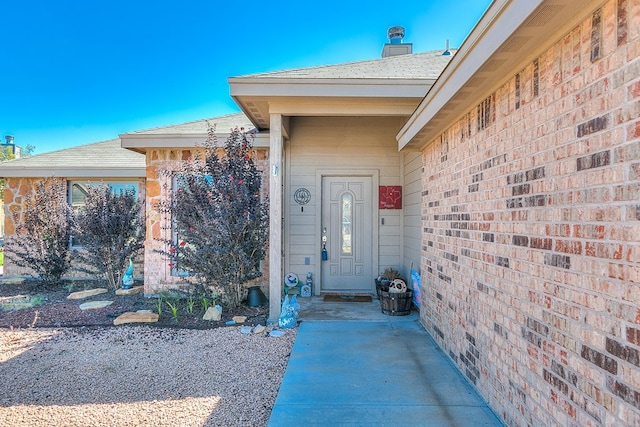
[379,186,402,209]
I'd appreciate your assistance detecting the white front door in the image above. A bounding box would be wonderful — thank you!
[320,176,373,293]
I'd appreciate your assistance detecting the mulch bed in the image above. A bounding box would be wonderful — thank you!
[0,279,268,329]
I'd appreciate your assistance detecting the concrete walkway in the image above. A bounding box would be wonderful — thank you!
[268,298,502,426]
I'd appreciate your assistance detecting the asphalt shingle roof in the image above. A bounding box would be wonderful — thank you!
[233,49,456,80]
[0,139,145,176]
[125,112,254,135]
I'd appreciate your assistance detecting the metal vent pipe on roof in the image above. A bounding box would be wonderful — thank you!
[442,39,451,55]
[388,26,405,44]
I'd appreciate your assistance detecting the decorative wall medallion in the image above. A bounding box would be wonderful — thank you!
[294,188,311,205]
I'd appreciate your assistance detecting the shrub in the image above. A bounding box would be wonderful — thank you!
[157,127,269,307]
[6,178,73,287]
[72,183,145,289]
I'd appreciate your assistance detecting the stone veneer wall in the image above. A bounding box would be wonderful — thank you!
[2,177,56,277]
[143,147,270,296]
[419,1,639,426]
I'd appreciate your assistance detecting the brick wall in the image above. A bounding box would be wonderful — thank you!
[420,1,639,425]
[143,147,270,296]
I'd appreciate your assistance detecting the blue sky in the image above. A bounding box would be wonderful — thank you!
[1,1,491,154]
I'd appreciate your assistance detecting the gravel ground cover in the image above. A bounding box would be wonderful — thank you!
[0,325,296,427]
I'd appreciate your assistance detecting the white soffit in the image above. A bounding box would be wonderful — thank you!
[230,82,434,130]
[398,0,604,151]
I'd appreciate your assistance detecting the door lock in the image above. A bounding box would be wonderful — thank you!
[321,228,328,261]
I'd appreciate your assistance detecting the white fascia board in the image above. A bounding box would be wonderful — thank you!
[0,168,145,178]
[397,0,542,149]
[229,78,434,99]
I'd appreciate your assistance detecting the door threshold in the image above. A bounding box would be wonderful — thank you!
[320,291,373,297]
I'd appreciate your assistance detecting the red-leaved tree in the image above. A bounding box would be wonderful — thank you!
[72,183,145,289]
[157,127,269,307]
[6,178,73,287]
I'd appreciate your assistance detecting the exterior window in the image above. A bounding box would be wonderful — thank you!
[341,193,352,255]
[70,182,138,207]
[68,181,138,246]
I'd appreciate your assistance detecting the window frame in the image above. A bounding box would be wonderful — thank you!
[68,180,140,248]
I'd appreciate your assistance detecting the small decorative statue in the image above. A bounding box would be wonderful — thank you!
[301,272,312,297]
[122,259,134,289]
[278,295,300,328]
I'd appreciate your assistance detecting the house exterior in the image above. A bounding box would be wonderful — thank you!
[0,0,638,424]
[0,139,146,277]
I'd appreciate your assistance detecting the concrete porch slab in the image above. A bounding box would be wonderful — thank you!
[268,312,502,426]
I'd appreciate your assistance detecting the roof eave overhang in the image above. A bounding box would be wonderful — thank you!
[397,0,605,151]
[120,132,270,152]
[229,78,436,130]
[228,78,435,97]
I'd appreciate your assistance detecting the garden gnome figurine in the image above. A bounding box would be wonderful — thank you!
[122,259,134,289]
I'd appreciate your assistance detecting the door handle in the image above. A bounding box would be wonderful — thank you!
[321,231,328,261]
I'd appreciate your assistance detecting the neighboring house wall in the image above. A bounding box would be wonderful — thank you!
[419,2,639,425]
[143,147,270,295]
[285,116,406,290]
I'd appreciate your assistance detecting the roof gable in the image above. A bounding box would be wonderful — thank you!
[119,112,270,151]
[124,112,254,136]
[230,50,457,129]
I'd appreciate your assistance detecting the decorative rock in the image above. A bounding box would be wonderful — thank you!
[115,286,143,296]
[136,310,152,314]
[253,324,266,334]
[67,288,108,300]
[79,300,113,310]
[0,278,25,285]
[113,312,159,325]
[116,285,144,295]
[232,316,247,324]
[203,306,222,321]
[240,326,252,334]
[269,330,285,337]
